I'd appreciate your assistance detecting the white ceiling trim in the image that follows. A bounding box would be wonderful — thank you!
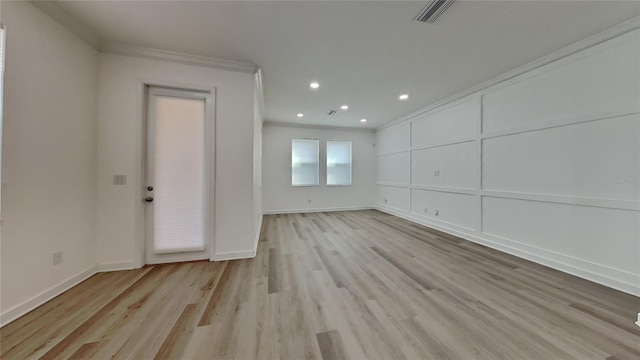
[264,121,375,133]
[28,0,259,75]
[378,16,640,131]
[101,42,259,74]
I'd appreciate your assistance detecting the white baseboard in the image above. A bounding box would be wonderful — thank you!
[0,266,97,327]
[375,205,640,297]
[95,262,137,273]
[254,213,263,250]
[212,214,263,262]
[263,206,373,215]
[213,249,257,261]
[0,260,143,327]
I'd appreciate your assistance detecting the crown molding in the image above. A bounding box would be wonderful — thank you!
[264,121,375,133]
[28,0,259,74]
[378,16,640,131]
[102,42,259,74]
[28,0,102,49]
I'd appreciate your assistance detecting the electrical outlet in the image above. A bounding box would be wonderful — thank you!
[434,210,439,216]
[53,251,63,265]
[307,199,311,204]
[384,198,388,204]
[423,208,428,213]
[433,170,440,176]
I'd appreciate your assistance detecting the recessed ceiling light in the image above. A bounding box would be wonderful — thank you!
[297,113,304,118]
[340,105,349,110]
[310,82,320,89]
[399,94,410,100]
[360,118,367,123]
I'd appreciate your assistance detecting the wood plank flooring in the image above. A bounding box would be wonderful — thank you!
[1,210,639,359]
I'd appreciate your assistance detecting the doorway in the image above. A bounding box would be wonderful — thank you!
[144,86,213,264]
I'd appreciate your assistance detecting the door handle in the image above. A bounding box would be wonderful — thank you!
[145,197,154,203]
[147,186,154,191]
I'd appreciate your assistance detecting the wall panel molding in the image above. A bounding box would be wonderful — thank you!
[379,17,640,131]
[411,138,474,152]
[411,184,475,195]
[376,204,640,296]
[482,190,639,212]
[376,182,410,188]
[481,111,639,141]
[375,149,411,157]
[375,25,640,297]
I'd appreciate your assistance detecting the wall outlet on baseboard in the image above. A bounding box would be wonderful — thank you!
[384,198,388,204]
[53,251,63,265]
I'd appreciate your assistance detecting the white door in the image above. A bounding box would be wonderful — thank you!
[145,87,213,264]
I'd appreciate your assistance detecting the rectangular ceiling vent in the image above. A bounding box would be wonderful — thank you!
[415,0,456,24]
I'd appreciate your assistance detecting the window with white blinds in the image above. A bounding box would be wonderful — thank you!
[326,140,352,186]
[292,138,319,186]
[0,25,5,106]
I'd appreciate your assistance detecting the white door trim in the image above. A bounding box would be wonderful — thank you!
[135,80,216,267]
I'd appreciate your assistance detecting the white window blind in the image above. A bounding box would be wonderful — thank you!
[292,138,319,186]
[152,96,206,253]
[0,25,5,214]
[327,140,352,186]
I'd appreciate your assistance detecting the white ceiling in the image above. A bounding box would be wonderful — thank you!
[55,0,639,129]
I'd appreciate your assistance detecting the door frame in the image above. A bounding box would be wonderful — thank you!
[135,79,216,267]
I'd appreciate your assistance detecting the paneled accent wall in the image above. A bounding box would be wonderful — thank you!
[375,28,640,295]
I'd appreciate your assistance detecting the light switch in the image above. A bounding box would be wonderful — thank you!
[113,174,127,185]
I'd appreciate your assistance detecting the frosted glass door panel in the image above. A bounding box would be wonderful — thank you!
[152,96,205,253]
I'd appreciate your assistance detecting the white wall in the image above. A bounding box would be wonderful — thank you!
[1,1,99,320]
[96,53,257,266]
[376,28,640,295]
[263,124,375,213]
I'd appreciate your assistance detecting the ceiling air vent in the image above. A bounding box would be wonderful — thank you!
[415,0,456,24]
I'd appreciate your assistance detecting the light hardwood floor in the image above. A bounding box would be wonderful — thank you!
[1,210,639,359]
